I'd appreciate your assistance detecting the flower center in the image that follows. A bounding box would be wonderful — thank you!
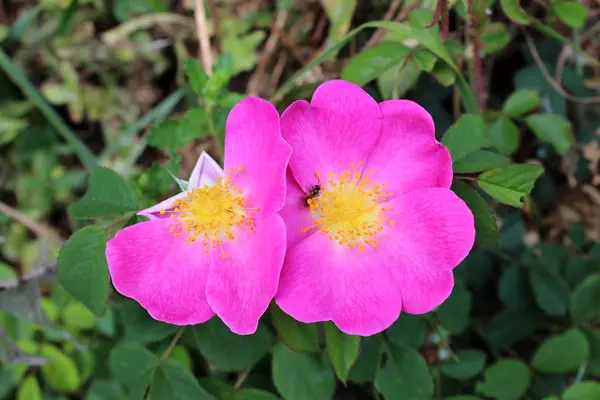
[303,162,394,252]
[161,168,257,257]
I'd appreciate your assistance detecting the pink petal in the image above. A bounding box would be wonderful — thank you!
[106,219,214,325]
[397,268,455,314]
[278,169,315,247]
[276,233,402,336]
[189,151,224,189]
[281,80,382,191]
[224,97,291,214]
[206,214,286,335]
[364,100,453,195]
[137,191,189,221]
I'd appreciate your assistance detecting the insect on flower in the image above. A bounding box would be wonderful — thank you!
[304,174,322,207]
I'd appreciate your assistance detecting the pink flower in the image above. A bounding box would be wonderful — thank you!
[275,80,475,336]
[106,97,291,335]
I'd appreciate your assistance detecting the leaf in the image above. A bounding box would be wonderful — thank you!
[481,23,511,55]
[235,389,279,400]
[0,325,46,365]
[490,118,520,155]
[189,319,271,371]
[86,379,128,400]
[186,58,208,95]
[431,62,456,86]
[531,329,589,373]
[385,314,427,348]
[498,264,535,309]
[109,343,159,399]
[442,114,491,162]
[571,274,600,325]
[553,1,588,29]
[270,304,320,353]
[525,113,575,154]
[437,281,472,335]
[40,344,81,392]
[442,350,487,381]
[475,360,530,400]
[377,56,421,99]
[500,0,531,24]
[375,342,433,400]
[57,226,109,316]
[529,268,570,316]
[453,150,511,173]
[17,376,41,400]
[62,302,96,331]
[451,180,500,249]
[319,0,357,59]
[477,164,544,207]
[413,48,437,72]
[118,300,178,344]
[149,360,214,400]
[341,42,411,86]
[563,382,600,400]
[348,334,382,384]
[502,89,540,117]
[272,343,335,400]
[69,168,137,219]
[324,322,360,382]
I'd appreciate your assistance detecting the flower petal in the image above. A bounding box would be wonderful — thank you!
[137,191,189,221]
[281,80,382,191]
[106,219,214,325]
[364,100,452,194]
[278,169,315,247]
[189,151,224,189]
[224,97,291,214]
[276,233,402,336]
[397,268,454,314]
[206,214,286,335]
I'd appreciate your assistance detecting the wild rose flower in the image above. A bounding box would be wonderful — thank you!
[276,80,475,336]
[106,97,291,335]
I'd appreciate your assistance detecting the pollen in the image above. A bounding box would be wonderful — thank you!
[160,168,257,257]
[303,162,393,252]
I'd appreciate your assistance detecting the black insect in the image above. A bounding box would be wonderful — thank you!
[304,184,322,205]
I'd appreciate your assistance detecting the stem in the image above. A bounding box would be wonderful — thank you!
[0,201,63,243]
[467,0,486,111]
[160,328,186,361]
[195,0,213,75]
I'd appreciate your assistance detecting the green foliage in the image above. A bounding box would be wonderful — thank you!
[553,1,588,29]
[502,89,540,117]
[477,165,544,207]
[39,344,81,392]
[531,329,589,373]
[570,274,600,324]
[441,350,486,381]
[324,322,360,382]
[525,113,575,154]
[270,305,320,353]
[442,114,490,162]
[476,360,530,400]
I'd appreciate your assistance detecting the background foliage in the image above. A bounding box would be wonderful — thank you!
[1,0,600,399]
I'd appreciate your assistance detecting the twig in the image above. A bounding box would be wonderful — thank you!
[206,0,221,53]
[523,30,600,104]
[102,13,194,46]
[362,0,414,50]
[160,328,186,361]
[195,0,213,75]
[0,263,57,291]
[267,52,288,96]
[247,8,288,96]
[467,0,486,111]
[0,201,63,243]
[233,368,251,390]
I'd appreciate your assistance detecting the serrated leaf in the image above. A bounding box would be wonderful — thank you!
[477,164,543,207]
[341,42,411,86]
[502,89,540,117]
[149,360,214,400]
[553,1,588,29]
[186,58,208,95]
[69,168,137,219]
[490,118,520,155]
[531,329,589,373]
[571,274,600,325]
[442,350,486,381]
[525,113,575,154]
[453,150,511,173]
[270,304,319,353]
[442,114,491,162]
[189,319,271,371]
[40,344,81,392]
[272,343,335,400]
[500,0,531,24]
[57,226,108,316]
[476,359,530,400]
[529,268,570,316]
[437,281,472,335]
[324,322,360,383]
[452,180,500,249]
[109,343,159,399]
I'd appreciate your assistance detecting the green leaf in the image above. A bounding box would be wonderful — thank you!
[431,62,456,86]
[40,344,81,393]
[563,381,600,400]
[531,329,589,373]
[442,114,491,162]
[437,281,472,335]
[413,48,437,72]
[453,150,511,174]
[525,113,575,154]
[86,379,128,400]
[477,164,544,207]
[451,180,500,249]
[502,89,540,117]
[118,301,178,344]
[324,322,360,383]
[69,168,137,219]
[553,1,588,29]
[341,42,411,86]
[348,334,382,384]
[62,302,96,331]
[234,389,279,400]
[272,343,335,400]
[270,304,320,353]
[385,314,427,348]
[17,376,41,400]
[481,23,511,55]
[476,360,530,400]
[109,343,159,399]
[485,307,540,350]
[189,319,271,371]
[500,0,531,24]
[149,360,214,400]
[375,342,433,400]
[186,58,208,95]
[57,226,109,317]
[571,274,600,325]
[377,56,421,99]
[529,268,570,316]
[490,118,520,155]
[498,264,535,309]
[441,350,486,381]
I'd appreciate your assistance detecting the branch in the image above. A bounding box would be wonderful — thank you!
[0,201,64,243]
[195,0,213,75]
[0,263,57,291]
